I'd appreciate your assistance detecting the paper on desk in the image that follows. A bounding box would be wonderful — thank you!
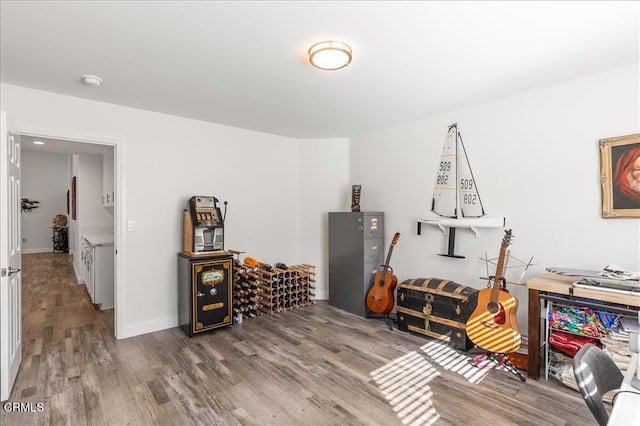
[620,317,640,334]
[600,264,640,280]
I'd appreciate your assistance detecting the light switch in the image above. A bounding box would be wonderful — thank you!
[127,220,136,231]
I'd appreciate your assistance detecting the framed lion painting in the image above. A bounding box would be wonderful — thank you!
[600,133,640,218]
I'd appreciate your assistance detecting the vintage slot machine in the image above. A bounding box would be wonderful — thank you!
[178,196,233,336]
[183,196,225,254]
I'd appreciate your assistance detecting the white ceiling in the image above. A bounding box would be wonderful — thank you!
[1,1,638,139]
[20,135,107,155]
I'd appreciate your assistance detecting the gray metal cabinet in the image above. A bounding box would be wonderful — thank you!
[328,212,384,317]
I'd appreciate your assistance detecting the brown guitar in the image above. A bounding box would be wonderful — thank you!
[366,232,401,314]
[465,229,521,354]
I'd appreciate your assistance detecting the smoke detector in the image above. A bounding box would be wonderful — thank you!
[82,74,103,87]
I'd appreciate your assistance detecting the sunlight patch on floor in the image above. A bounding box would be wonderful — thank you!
[370,351,441,425]
[420,340,490,384]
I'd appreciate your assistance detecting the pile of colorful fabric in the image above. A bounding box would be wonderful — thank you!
[548,331,598,357]
[548,306,617,338]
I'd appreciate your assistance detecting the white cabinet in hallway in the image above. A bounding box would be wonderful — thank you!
[83,234,114,310]
[82,241,93,299]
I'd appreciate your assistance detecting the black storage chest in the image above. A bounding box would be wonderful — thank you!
[397,278,478,351]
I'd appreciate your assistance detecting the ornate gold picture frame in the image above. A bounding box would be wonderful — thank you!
[600,133,640,218]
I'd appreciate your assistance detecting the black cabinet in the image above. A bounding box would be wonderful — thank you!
[178,252,233,336]
[52,226,68,253]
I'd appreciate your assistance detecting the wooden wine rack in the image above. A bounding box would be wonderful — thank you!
[228,250,316,319]
[229,251,260,321]
[257,263,316,315]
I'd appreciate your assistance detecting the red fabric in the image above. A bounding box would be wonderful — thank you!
[548,331,597,357]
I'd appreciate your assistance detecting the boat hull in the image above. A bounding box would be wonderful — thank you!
[419,216,505,234]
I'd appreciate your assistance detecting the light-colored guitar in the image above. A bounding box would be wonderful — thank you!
[465,230,521,354]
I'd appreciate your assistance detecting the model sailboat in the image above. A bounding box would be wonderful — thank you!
[418,123,504,258]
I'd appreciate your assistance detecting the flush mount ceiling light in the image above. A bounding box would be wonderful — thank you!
[82,74,103,86]
[308,41,352,70]
[32,140,45,145]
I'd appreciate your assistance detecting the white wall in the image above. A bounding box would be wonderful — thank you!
[21,149,113,275]
[21,150,69,253]
[0,82,347,338]
[350,64,640,330]
[71,153,114,277]
[298,138,350,300]
[77,153,113,231]
[69,155,79,278]
[2,64,638,338]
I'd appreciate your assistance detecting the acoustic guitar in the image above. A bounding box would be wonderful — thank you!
[366,232,401,314]
[465,229,521,354]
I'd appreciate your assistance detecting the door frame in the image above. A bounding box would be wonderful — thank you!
[15,125,125,339]
[1,111,22,401]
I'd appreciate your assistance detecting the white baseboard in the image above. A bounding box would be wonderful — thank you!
[22,248,75,255]
[22,248,54,254]
[119,315,179,339]
[117,297,330,339]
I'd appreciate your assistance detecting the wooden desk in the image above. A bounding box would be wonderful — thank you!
[526,273,640,380]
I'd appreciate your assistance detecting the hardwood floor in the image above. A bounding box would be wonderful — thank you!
[1,253,595,425]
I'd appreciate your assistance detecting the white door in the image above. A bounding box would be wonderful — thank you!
[0,111,22,401]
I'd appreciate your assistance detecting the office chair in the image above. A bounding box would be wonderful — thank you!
[572,343,624,426]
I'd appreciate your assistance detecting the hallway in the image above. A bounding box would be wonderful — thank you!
[4,253,115,424]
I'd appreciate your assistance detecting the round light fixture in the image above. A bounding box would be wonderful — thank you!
[32,140,45,145]
[82,74,103,86]
[308,41,352,70]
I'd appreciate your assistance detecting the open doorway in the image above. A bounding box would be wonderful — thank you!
[20,133,119,337]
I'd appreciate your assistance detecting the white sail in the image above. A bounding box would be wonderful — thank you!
[457,131,485,218]
[431,124,458,217]
[431,123,486,218]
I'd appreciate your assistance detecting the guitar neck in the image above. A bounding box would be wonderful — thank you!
[377,232,401,286]
[382,246,394,270]
[377,247,394,286]
[491,246,508,302]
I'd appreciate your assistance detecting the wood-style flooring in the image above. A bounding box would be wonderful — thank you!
[0,253,595,425]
